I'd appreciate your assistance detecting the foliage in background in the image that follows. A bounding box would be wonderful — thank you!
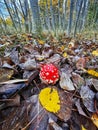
[0,0,97,38]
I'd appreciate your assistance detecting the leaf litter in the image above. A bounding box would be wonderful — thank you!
[0,34,98,130]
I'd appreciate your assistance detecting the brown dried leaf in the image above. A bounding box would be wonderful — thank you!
[23,58,37,70]
[76,57,87,70]
[90,79,98,91]
[0,94,20,110]
[80,86,95,112]
[56,90,72,122]
[75,99,88,117]
[9,48,19,65]
[72,72,85,88]
[60,72,75,90]
[47,54,61,65]
[91,113,98,128]
[0,68,14,82]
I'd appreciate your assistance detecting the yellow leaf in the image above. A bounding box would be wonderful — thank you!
[68,41,75,49]
[38,39,44,44]
[60,45,65,51]
[39,87,60,113]
[81,125,87,130]
[87,69,98,78]
[92,49,98,56]
[63,52,68,58]
[91,113,98,128]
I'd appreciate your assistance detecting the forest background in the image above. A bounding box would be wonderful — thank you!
[0,0,98,38]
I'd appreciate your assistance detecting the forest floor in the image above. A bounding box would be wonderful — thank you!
[0,33,98,130]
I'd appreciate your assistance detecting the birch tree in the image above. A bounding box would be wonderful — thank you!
[67,0,75,35]
[74,0,83,36]
[29,0,41,33]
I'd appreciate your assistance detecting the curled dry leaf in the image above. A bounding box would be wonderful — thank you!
[2,62,14,69]
[89,78,98,91]
[80,86,95,112]
[60,72,75,91]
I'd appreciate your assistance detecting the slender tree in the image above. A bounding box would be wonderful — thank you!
[29,0,41,33]
[62,0,67,30]
[74,0,83,36]
[50,0,55,31]
[81,0,89,31]
[11,0,22,30]
[67,0,74,35]
[4,0,17,30]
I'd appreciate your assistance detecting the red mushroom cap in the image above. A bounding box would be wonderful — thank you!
[39,63,59,84]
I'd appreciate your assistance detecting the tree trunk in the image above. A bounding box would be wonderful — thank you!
[67,0,74,36]
[29,0,41,33]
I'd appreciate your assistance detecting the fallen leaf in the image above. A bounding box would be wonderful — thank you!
[0,94,20,110]
[48,118,63,130]
[47,54,61,65]
[56,90,72,122]
[91,113,98,128]
[72,72,85,88]
[92,49,98,56]
[9,47,19,65]
[26,95,48,130]
[89,78,98,91]
[39,87,60,113]
[63,52,68,58]
[76,58,86,70]
[60,72,75,91]
[0,83,27,99]
[38,39,44,44]
[68,41,75,49]
[75,99,88,117]
[23,58,37,70]
[87,69,98,78]
[0,68,14,82]
[80,86,95,112]
[81,125,87,130]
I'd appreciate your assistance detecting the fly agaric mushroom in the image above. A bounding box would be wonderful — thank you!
[39,63,59,84]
